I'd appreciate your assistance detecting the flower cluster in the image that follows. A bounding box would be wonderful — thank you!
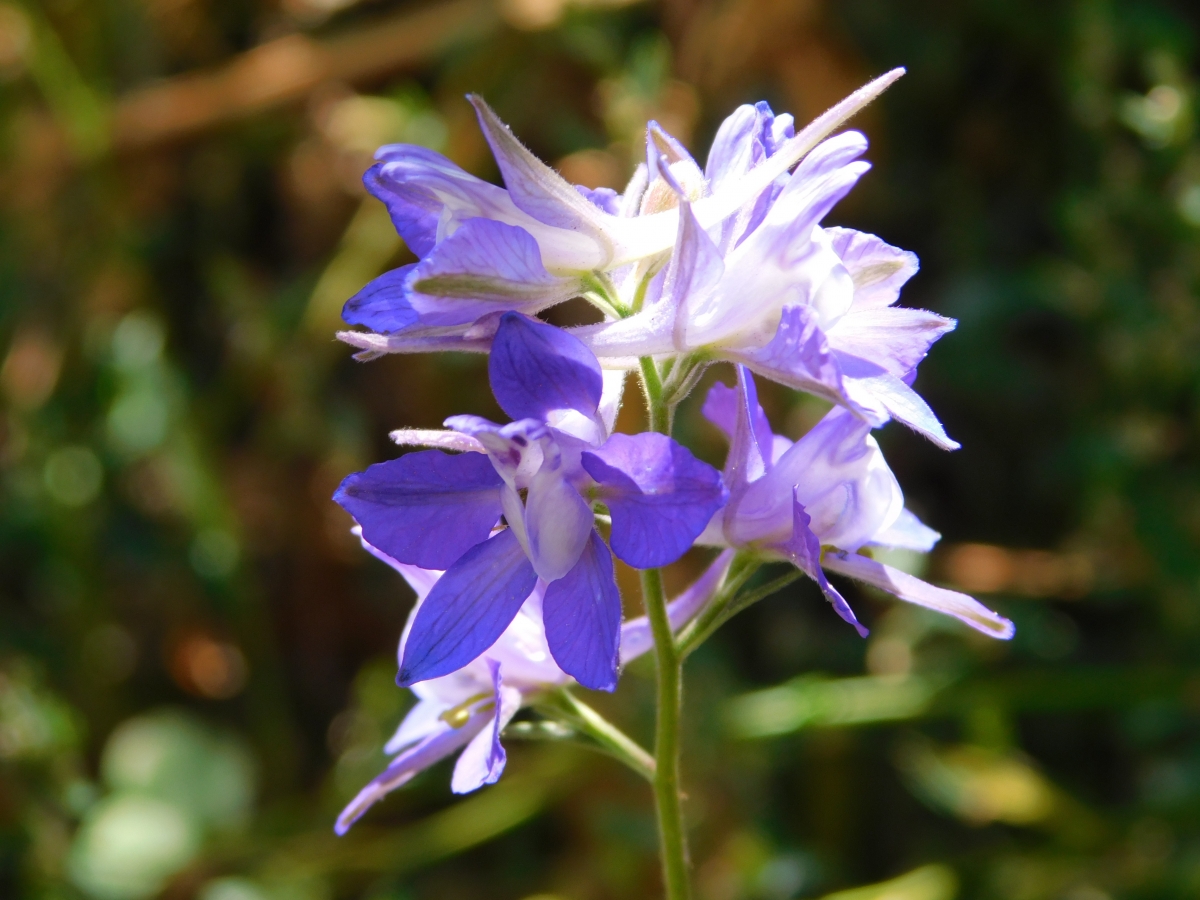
[332,69,1013,830]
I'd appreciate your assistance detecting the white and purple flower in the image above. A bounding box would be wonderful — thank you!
[335,536,734,835]
[334,313,726,692]
[699,365,1013,639]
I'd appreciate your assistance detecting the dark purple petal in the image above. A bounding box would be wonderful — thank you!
[542,530,621,691]
[334,451,503,570]
[489,313,603,422]
[778,493,868,638]
[583,433,727,569]
[342,265,418,333]
[363,159,443,257]
[398,529,538,686]
[408,219,582,325]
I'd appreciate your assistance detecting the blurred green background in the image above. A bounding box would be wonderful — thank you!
[2,0,1200,897]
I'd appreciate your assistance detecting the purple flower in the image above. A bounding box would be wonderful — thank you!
[335,533,734,835]
[699,365,1013,639]
[576,103,958,449]
[334,314,726,691]
[337,71,907,359]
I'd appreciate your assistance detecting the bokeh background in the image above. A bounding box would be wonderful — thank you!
[3,0,1200,898]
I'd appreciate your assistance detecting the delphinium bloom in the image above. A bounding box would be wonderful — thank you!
[575,108,958,449]
[334,312,726,692]
[336,70,906,361]
[335,533,735,835]
[700,365,1013,639]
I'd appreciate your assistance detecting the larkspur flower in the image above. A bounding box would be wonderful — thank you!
[334,313,726,692]
[336,70,906,359]
[335,533,734,835]
[575,103,958,449]
[700,365,1013,639]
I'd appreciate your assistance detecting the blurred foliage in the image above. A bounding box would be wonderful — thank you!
[0,0,1199,898]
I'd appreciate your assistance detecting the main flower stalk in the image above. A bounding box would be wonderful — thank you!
[642,361,691,900]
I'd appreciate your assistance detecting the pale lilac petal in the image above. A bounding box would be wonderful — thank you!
[334,716,484,834]
[489,313,603,423]
[408,219,583,325]
[704,104,764,191]
[342,265,418,333]
[542,530,621,691]
[619,549,735,664]
[468,95,611,236]
[870,508,941,552]
[825,226,920,309]
[668,202,726,350]
[450,660,523,793]
[363,154,447,257]
[721,366,771,492]
[828,307,956,379]
[583,433,727,569]
[731,306,864,415]
[838,359,960,450]
[778,493,869,637]
[389,428,487,454]
[384,698,449,754]
[353,529,444,602]
[398,529,538,686]
[524,461,594,582]
[443,415,549,486]
[747,407,903,551]
[576,185,620,215]
[334,451,503,570]
[821,551,1015,639]
[337,321,495,358]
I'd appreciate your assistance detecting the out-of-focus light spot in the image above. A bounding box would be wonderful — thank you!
[107,387,169,454]
[501,0,565,31]
[0,5,32,77]
[1119,84,1188,147]
[556,148,623,190]
[67,794,201,900]
[111,311,165,371]
[1,326,62,411]
[83,625,139,684]
[817,864,958,900]
[169,632,248,700]
[199,878,271,900]
[189,528,239,579]
[866,636,913,677]
[1177,184,1200,226]
[1143,85,1183,123]
[896,740,1057,827]
[43,446,103,507]
[939,543,1093,598]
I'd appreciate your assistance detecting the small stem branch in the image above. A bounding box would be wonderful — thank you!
[642,566,691,900]
[551,690,656,782]
[639,357,669,434]
[675,555,762,658]
[679,568,803,658]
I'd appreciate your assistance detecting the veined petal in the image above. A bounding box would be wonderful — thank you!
[337,320,496,358]
[334,714,484,835]
[822,550,1015,639]
[489,313,603,423]
[730,306,862,415]
[353,528,443,603]
[825,227,920,309]
[705,104,765,192]
[777,494,869,637]
[700,376,774,457]
[669,202,727,351]
[398,529,538,686]
[620,549,735,664]
[469,96,612,247]
[828,307,956,380]
[838,359,960,450]
[450,660,523,793]
[408,219,583,325]
[583,433,727,569]
[870,507,942,552]
[542,530,622,691]
[334,451,503,570]
[723,366,772,492]
[342,265,418,333]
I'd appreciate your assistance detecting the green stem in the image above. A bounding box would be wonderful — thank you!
[551,690,656,781]
[678,568,803,658]
[641,566,691,900]
[639,357,669,434]
[675,555,762,658]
